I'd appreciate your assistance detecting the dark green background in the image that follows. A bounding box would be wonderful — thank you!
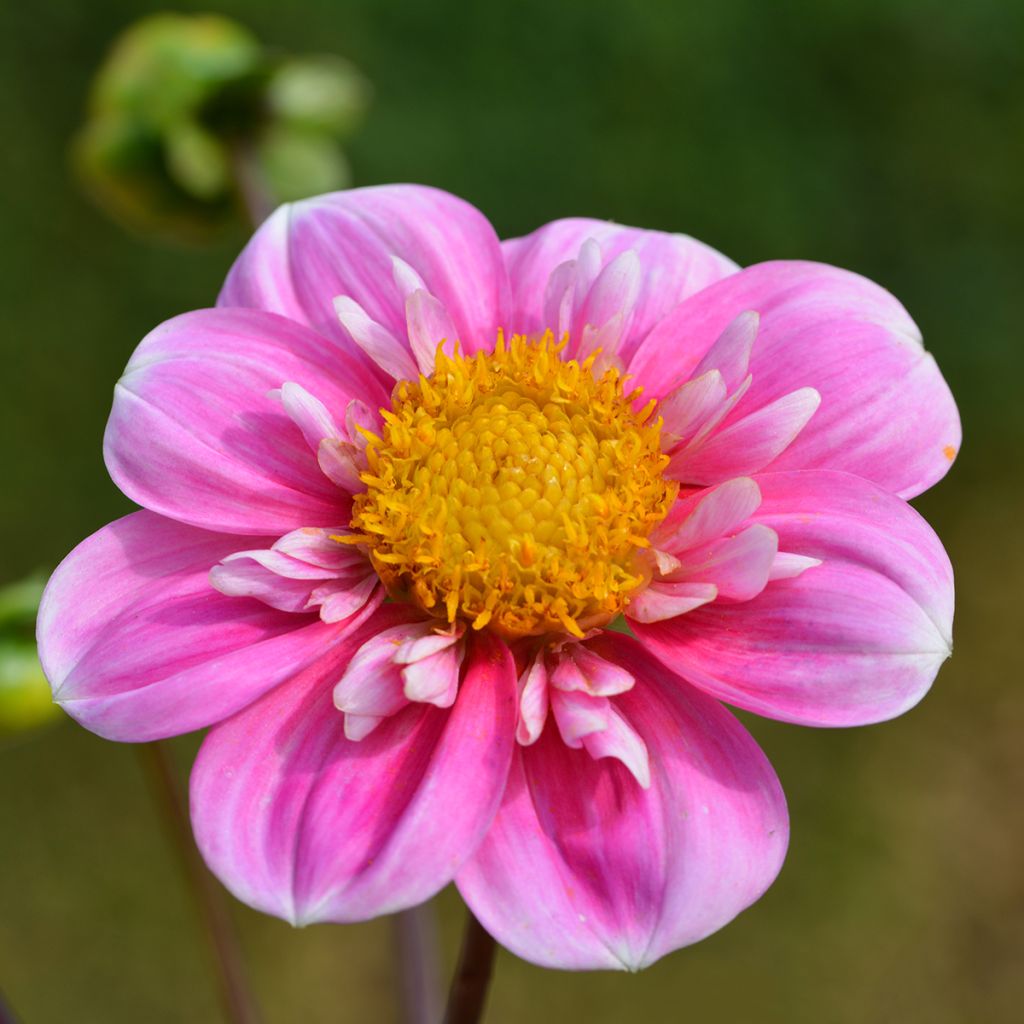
[2,1,1021,1021]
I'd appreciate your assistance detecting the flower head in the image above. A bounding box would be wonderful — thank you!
[39,185,958,969]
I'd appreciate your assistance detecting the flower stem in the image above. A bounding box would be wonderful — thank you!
[443,909,497,1024]
[138,741,262,1024]
[393,903,443,1024]
[230,141,275,227]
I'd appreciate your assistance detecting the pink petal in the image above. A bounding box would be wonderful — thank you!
[311,575,382,624]
[333,621,466,723]
[516,652,549,745]
[274,382,341,453]
[220,184,510,366]
[332,296,419,383]
[576,250,642,360]
[406,289,459,372]
[273,527,367,571]
[542,259,577,339]
[550,645,635,696]
[37,511,352,742]
[769,551,822,581]
[667,387,821,484]
[456,634,787,970]
[660,370,728,442]
[402,645,463,708]
[626,581,718,624]
[634,470,954,726]
[651,477,762,554]
[630,261,960,498]
[581,704,651,789]
[317,439,364,493]
[504,219,738,362]
[691,310,759,391]
[673,523,780,601]
[105,308,383,535]
[332,623,418,721]
[390,255,428,299]
[191,632,517,925]
[550,687,611,747]
[392,630,463,664]
[210,555,328,613]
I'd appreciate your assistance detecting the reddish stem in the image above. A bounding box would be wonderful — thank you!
[443,910,497,1024]
[138,741,262,1024]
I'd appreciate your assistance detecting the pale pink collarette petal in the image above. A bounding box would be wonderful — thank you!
[626,581,718,624]
[549,644,636,697]
[629,261,960,498]
[210,527,380,624]
[548,686,650,789]
[406,289,459,372]
[104,308,385,536]
[549,687,612,747]
[515,651,549,746]
[272,382,342,453]
[317,439,364,492]
[219,184,511,372]
[582,704,651,790]
[313,575,382,624]
[669,523,779,602]
[667,387,821,485]
[191,631,517,926]
[575,249,642,364]
[633,470,954,726]
[333,620,467,739]
[542,259,577,340]
[504,218,739,363]
[690,309,759,391]
[456,634,787,971]
[651,476,763,555]
[332,295,419,383]
[36,511,360,742]
[660,370,728,443]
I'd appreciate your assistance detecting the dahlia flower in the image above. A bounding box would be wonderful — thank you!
[39,185,958,970]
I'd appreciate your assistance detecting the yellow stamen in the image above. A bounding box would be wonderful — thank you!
[348,331,676,638]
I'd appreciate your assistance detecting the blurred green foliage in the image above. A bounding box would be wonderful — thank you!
[72,12,369,241]
[0,1,1021,1022]
[0,573,60,735]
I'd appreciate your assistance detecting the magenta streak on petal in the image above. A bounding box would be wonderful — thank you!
[633,470,954,726]
[457,633,787,971]
[628,260,959,498]
[105,308,385,535]
[37,511,352,742]
[191,629,517,926]
[219,185,511,373]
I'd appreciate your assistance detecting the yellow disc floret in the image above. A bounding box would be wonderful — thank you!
[346,331,676,638]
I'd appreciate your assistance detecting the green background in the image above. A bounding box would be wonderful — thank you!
[2,1,1021,1021]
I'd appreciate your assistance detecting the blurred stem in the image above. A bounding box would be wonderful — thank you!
[393,902,443,1024]
[443,910,497,1024]
[231,140,275,226]
[138,741,262,1024]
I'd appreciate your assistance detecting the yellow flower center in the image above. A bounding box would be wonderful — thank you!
[346,331,676,638]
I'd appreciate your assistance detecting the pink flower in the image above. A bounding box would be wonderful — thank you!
[38,185,958,970]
